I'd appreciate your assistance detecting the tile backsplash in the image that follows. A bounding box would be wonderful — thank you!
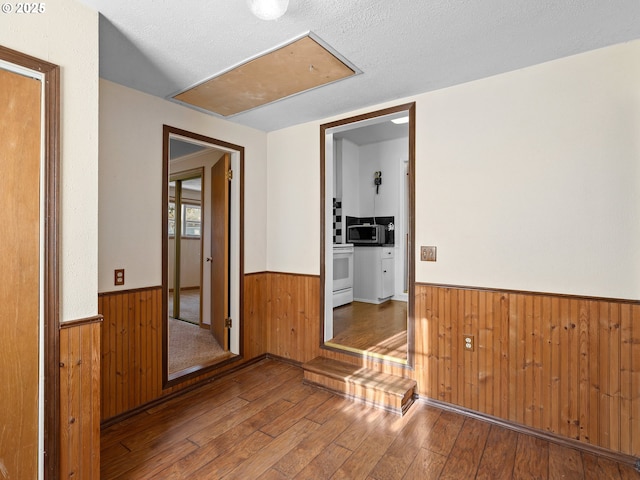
[333,198,343,244]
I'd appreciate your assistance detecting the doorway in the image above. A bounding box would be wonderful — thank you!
[321,103,415,365]
[162,127,244,387]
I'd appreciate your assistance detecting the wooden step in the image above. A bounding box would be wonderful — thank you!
[302,356,417,416]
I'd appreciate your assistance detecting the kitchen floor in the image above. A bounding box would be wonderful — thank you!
[330,300,407,361]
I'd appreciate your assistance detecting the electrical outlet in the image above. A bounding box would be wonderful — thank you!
[114,269,125,286]
[463,335,474,351]
[420,246,437,262]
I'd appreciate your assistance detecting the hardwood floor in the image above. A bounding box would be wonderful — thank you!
[100,359,639,479]
[330,300,407,361]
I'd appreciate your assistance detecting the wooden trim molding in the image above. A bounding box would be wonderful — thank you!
[266,271,319,278]
[99,285,162,297]
[59,315,103,329]
[0,44,61,479]
[319,102,416,368]
[417,281,640,306]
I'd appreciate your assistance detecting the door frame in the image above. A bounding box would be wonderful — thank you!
[162,125,244,388]
[0,46,60,478]
[319,102,416,366]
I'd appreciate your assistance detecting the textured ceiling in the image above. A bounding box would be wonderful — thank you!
[78,0,640,132]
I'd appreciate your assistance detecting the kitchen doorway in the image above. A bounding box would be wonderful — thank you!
[321,103,415,365]
[162,127,244,386]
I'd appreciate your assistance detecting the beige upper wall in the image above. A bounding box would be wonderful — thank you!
[99,79,268,293]
[267,40,640,299]
[0,0,99,321]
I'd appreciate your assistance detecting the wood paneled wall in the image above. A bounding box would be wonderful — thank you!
[264,273,321,363]
[96,275,640,458]
[99,287,163,420]
[415,284,640,457]
[99,278,269,422]
[60,319,102,479]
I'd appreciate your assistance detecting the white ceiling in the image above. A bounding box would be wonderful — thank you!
[78,0,640,133]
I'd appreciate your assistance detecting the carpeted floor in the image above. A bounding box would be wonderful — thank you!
[168,318,231,374]
[168,289,200,325]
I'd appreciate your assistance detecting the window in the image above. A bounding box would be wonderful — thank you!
[168,202,176,236]
[183,204,201,237]
[168,201,201,237]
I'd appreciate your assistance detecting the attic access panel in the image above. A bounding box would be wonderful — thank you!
[173,35,357,117]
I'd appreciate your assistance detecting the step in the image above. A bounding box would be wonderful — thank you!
[302,356,417,416]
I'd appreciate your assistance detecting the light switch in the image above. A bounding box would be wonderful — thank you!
[114,269,125,286]
[420,246,437,262]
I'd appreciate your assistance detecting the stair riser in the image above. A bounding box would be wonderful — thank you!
[304,371,414,415]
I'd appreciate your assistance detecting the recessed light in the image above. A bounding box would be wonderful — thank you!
[391,117,409,125]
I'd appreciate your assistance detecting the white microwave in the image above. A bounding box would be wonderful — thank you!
[346,224,386,245]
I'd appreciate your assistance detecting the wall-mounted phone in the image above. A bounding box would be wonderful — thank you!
[374,171,382,194]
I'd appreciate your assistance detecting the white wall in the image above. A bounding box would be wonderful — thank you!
[358,138,407,219]
[0,0,99,321]
[99,80,268,292]
[267,123,320,274]
[339,138,361,219]
[267,40,640,300]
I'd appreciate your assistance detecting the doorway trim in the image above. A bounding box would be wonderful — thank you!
[0,45,61,478]
[162,125,245,388]
[319,102,416,367]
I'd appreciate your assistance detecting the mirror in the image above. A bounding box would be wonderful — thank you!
[169,171,203,327]
[321,103,415,365]
[162,126,244,386]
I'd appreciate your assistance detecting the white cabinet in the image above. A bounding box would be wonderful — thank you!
[354,246,395,303]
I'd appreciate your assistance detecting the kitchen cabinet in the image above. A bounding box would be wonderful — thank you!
[354,246,394,303]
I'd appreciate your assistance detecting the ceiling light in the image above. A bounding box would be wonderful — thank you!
[391,116,409,125]
[247,0,289,21]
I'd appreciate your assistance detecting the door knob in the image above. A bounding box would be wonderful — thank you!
[206,257,212,262]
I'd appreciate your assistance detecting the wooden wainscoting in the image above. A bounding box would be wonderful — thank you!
[244,272,268,356]
[265,272,321,363]
[60,317,102,479]
[99,287,163,421]
[414,283,640,457]
[99,279,269,423]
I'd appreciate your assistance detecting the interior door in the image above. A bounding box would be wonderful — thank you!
[0,66,41,478]
[210,154,230,349]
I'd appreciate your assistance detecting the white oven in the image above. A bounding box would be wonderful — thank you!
[332,243,354,307]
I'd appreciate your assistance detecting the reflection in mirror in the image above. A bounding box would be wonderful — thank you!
[163,128,243,386]
[322,104,415,365]
[169,173,203,327]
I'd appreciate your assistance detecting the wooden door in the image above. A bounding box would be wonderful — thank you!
[0,66,42,478]
[210,154,230,350]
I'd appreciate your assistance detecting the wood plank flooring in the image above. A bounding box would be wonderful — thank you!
[101,359,639,479]
[330,300,407,361]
